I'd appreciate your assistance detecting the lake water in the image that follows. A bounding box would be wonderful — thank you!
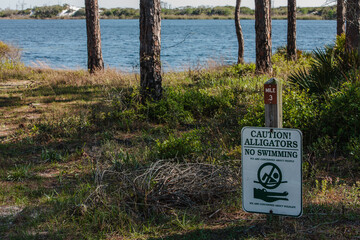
[0,19,336,72]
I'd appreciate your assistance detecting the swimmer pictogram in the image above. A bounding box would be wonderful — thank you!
[254,163,288,202]
[255,163,287,189]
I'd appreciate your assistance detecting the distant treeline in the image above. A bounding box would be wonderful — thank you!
[0,4,337,20]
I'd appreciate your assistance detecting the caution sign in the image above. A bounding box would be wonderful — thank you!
[241,127,302,217]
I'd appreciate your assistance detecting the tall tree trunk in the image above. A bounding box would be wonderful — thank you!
[337,0,346,36]
[346,0,360,52]
[235,0,244,64]
[140,0,162,102]
[255,0,272,74]
[85,0,104,73]
[287,0,297,61]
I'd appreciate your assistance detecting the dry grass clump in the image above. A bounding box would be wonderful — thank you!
[0,41,21,63]
[90,160,240,216]
[61,69,138,87]
[28,67,139,88]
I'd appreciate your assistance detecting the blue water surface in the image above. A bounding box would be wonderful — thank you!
[0,19,336,72]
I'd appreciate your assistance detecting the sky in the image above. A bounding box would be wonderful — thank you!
[1,0,330,11]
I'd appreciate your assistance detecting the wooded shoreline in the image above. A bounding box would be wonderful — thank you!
[0,15,327,20]
[0,4,335,20]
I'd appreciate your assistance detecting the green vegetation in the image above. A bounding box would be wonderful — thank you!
[0,41,21,67]
[31,5,66,19]
[289,34,359,95]
[0,4,338,20]
[0,40,359,239]
[289,34,360,153]
[0,5,66,19]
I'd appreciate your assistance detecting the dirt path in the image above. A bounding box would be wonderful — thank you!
[0,206,23,218]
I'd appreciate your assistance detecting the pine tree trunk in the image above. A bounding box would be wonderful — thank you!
[337,0,345,36]
[140,0,162,102]
[255,0,272,74]
[346,0,360,52]
[287,0,297,61]
[85,0,104,73]
[235,0,244,64]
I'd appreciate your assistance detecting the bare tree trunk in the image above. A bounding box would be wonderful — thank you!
[255,0,272,74]
[140,0,162,102]
[337,0,346,35]
[287,0,297,61]
[346,0,360,52]
[235,0,244,64]
[85,0,104,73]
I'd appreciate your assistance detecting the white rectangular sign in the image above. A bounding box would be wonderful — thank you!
[241,127,302,217]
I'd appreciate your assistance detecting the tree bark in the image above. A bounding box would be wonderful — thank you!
[287,0,297,61]
[255,0,272,74]
[235,0,244,64]
[346,0,360,52]
[337,0,345,36]
[140,0,162,102]
[85,0,104,73]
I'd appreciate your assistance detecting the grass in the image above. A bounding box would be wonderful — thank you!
[0,47,359,239]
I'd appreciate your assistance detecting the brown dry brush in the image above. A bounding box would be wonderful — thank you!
[85,160,241,218]
[0,41,21,63]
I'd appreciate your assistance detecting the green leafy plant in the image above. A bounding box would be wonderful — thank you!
[282,88,319,137]
[347,137,360,163]
[6,164,35,182]
[111,149,139,171]
[151,130,203,160]
[41,148,67,163]
[318,82,360,150]
[309,135,336,159]
[289,34,359,96]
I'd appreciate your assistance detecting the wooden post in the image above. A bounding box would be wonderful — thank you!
[264,78,282,128]
[264,78,283,223]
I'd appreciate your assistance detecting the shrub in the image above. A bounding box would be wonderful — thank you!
[318,82,360,150]
[239,87,319,142]
[89,88,143,131]
[238,94,264,128]
[143,89,194,127]
[282,88,319,136]
[41,148,68,163]
[308,135,336,159]
[0,41,21,69]
[73,8,85,17]
[0,9,18,17]
[288,34,359,96]
[31,5,65,18]
[150,130,203,160]
[225,63,256,77]
[346,137,360,162]
[142,86,236,127]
